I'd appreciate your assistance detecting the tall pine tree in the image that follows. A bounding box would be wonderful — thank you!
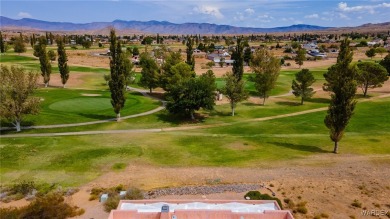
[0,31,5,53]
[57,38,70,88]
[323,38,357,153]
[232,37,244,80]
[186,37,195,71]
[34,37,51,87]
[108,29,126,121]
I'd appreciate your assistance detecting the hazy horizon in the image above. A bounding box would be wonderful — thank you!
[1,0,390,28]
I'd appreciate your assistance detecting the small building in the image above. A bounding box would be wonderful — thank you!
[108,200,295,219]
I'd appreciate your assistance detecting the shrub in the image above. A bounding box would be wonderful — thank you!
[284,198,295,209]
[351,199,362,208]
[244,191,283,209]
[320,213,329,218]
[1,192,84,219]
[244,191,261,200]
[124,187,143,200]
[104,195,120,212]
[296,202,308,214]
[0,207,19,219]
[11,180,35,196]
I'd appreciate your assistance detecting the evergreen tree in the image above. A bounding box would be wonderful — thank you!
[139,53,160,93]
[221,72,249,116]
[34,38,51,87]
[295,46,306,68]
[108,29,127,121]
[292,68,316,104]
[243,47,252,66]
[232,37,244,80]
[250,48,281,105]
[57,38,70,88]
[13,36,26,54]
[356,62,388,97]
[186,37,195,71]
[379,53,390,75]
[323,38,357,153]
[0,31,5,53]
[47,50,56,63]
[365,48,376,59]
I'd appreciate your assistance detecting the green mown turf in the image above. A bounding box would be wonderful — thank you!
[0,88,160,127]
[1,98,389,186]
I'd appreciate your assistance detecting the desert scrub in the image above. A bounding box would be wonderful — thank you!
[351,199,362,208]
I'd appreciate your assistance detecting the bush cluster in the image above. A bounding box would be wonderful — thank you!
[244,191,283,209]
[0,192,84,219]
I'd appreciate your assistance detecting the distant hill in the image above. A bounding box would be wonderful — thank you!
[0,16,331,34]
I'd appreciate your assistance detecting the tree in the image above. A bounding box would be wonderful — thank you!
[221,72,249,116]
[166,70,216,119]
[250,48,281,105]
[81,40,92,49]
[57,38,70,88]
[323,38,357,154]
[13,36,26,55]
[380,53,390,75]
[365,48,376,59]
[232,37,244,80]
[132,47,140,56]
[108,29,127,121]
[292,68,316,105]
[0,31,5,53]
[139,53,160,93]
[103,74,111,85]
[295,47,306,68]
[48,50,57,63]
[243,47,252,66]
[375,47,387,58]
[356,62,388,96]
[34,38,51,87]
[141,36,153,45]
[186,37,195,70]
[0,65,40,132]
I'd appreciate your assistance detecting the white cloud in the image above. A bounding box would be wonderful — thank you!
[233,12,245,21]
[304,14,319,19]
[338,13,350,20]
[338,2,390,14]
[245,8,255,15]
[193,5,224,19]
[17,12,32,18]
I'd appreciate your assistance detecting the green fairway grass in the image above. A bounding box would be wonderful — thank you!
[49,97,112,113]
[1,98,389,186]
[0,88,161,127]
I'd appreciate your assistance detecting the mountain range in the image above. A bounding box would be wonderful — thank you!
[0,16,331,34]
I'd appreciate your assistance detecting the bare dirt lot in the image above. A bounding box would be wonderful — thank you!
[65,154,390,219]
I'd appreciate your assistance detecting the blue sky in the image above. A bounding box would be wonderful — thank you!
[1,0,389,28]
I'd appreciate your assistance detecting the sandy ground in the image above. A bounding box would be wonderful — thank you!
[65,154,390,219]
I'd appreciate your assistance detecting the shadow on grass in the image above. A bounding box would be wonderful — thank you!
[308,98,330,104]
[242,102,261,107]
[156,111,206,125]
[275,101,301,106]
[270,142,329,153]
[208,110,232,117]
[78,113,113,121]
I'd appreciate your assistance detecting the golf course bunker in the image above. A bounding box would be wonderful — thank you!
[49,97,112,113]
[81,93,102,97]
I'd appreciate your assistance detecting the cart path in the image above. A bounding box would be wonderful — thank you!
[2,93,389,138]
[0,87,166,131]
